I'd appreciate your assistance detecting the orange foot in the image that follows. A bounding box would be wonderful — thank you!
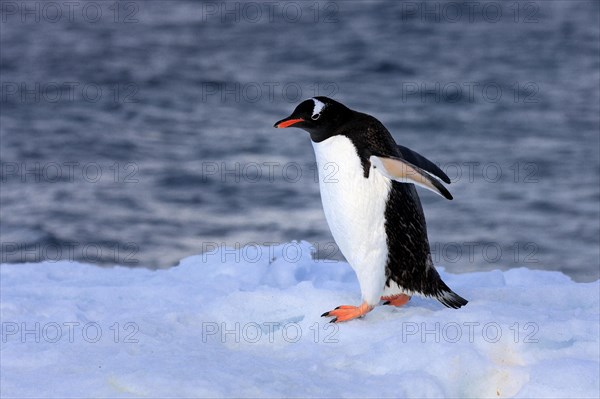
[381,294,411,307]
[321,302,373,323]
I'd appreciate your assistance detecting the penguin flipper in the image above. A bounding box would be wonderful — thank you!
[370,155,453,200]
[396,145,451,184]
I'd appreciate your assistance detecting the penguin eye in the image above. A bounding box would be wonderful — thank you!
[311,113,321,121]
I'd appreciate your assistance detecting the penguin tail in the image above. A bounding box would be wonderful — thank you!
[436,284,468,309]
[423,263,468,309]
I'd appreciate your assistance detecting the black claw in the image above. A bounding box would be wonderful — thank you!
[329,318,337,323]
[321,312,330,317]
[334,306,341,310]
[383,301,390,305]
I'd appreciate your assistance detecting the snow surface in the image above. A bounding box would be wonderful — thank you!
[1,242,599,398]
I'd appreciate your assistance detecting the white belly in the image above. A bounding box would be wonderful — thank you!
[311,136,392,305]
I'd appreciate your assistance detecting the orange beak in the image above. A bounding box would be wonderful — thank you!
[274,118,304,128]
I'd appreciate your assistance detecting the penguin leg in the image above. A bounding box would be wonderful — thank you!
[321,302,373,323]
[381,294,411,307]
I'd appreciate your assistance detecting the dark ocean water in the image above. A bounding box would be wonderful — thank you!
[1,0,599,281]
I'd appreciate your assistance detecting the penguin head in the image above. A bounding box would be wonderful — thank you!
[274,97,353,142]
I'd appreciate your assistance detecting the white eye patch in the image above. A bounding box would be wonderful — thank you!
[311,98,326,119]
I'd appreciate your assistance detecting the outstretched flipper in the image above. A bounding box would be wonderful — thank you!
[396,145,451,184]
[370,155,453,200]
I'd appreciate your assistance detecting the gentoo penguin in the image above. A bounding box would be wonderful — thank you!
[274,97,467,323]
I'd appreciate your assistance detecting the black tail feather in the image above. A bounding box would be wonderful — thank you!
[436,288,468,309]
[424,265,468,309]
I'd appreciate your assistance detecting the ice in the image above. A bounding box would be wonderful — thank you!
[1,242,598,398]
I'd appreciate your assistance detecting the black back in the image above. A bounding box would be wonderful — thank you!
[332,111,442,293]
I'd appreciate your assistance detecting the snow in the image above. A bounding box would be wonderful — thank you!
[1,241,599,398]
